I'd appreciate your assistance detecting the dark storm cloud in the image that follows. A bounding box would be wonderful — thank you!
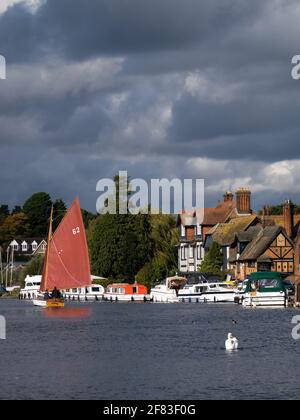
[0,0,268,62]
[0,0,300,209]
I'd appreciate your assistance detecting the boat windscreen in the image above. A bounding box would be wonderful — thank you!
[248,278,283,292]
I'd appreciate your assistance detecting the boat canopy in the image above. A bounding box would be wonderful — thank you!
[245,272,285,293]
[167,276,187,289]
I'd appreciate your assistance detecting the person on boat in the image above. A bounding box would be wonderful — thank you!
[51,287,62,299]
[44,290,51,300]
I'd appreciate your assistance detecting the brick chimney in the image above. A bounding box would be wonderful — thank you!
[262,205,270,227]
[236,188,251,215]
[223,191,234,203]
[283,200,295,238]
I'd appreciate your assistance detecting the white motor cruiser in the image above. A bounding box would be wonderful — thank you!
[150,276,187,303]
[178,281,236,303]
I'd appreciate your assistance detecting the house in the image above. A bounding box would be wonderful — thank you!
[204,214,259,272]
[230,226,295,280]
[177,188,253,273]
[9,238,47,258]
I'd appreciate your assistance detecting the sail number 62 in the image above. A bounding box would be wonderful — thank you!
[72,227,81,235]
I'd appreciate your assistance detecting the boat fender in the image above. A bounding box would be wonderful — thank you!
[85,296,88,302]
[131,296,134,302]
[95,295,98,302]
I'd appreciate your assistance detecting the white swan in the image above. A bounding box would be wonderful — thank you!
[225,333,238,351]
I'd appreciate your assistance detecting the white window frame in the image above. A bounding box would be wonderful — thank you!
[196,224,202,236]
[181,246,186,261]
[181,224,186,237]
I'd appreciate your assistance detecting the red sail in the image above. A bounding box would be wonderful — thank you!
[40,198,91,292]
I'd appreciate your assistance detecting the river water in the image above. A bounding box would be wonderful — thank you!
[0,300,299,400]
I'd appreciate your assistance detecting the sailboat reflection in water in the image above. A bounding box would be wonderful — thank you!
[33,198,91,308]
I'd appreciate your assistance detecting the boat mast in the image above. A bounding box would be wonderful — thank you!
[10,246,14,287]
[44,206,54,291]
[0,247,3,286]
[5,246,10,289]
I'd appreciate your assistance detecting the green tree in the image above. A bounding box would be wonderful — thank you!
[0,213,30,245]
[88,212,152,282]
[53,199,67,230]
[11,206,22,215]
[23,193,52,237]
[0,205,9,225]
[17,255,45,287]
[81,209,97,229]
[136,215,179,289]
[199,242,223,275]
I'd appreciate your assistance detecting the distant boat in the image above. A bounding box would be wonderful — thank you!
[104,282,149,302]
[242,272,287,307]
[33,198,91,308]
[150,276,187,303]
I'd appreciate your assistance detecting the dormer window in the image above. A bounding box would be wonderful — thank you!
[10,241,19,251]
[22,242,28,252]
[31,241,38,252]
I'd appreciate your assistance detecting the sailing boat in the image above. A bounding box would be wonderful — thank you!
[33,198,91,308]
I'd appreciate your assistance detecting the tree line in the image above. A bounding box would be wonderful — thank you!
[1,186,179,289]
[0,192,95,246]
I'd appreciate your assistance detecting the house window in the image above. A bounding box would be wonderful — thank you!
[248,261,256,268]
[22,243,28,252]
[196,224,202,236]
[181,246,186,261]
[12,244,19,251]
[32,242,38,252]
[181,225,186,237]
[197,245,202,260]
[189,247,194,259]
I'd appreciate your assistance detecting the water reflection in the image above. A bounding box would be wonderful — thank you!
[43,307,92,319]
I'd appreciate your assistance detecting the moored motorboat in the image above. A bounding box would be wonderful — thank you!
[20,275,42,300]
[178,281,236,303]
[150,276,187,303]
[242,272,287,307]
[63,284,105,302]
[104,282,149,302]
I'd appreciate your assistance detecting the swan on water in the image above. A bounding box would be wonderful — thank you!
[225,333,238,351]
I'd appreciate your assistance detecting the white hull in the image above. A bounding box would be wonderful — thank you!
[32,299,47,308]
[178,292,235,303]
[150,291,179,303]
[103,293,149,302]
[64,294,103,302]
[242,292,287,307]
[63,284,104,302]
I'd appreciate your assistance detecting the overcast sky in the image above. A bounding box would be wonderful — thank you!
[0,0,300,211]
